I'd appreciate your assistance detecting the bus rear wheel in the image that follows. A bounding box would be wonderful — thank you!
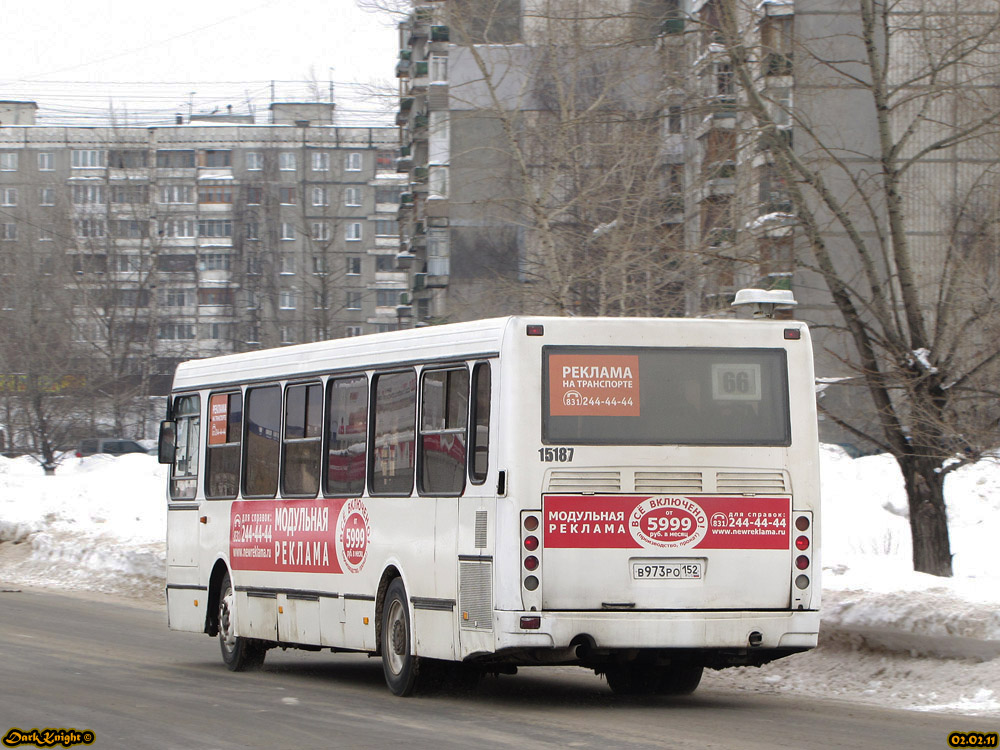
[381,578,424,696]
[217,572,267,671]
[604,663,703,696]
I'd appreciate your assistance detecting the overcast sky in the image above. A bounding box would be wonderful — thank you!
[0,0,401,126]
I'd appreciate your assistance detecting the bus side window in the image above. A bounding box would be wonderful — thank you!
[419,367,469,495]
[243,385,281,498]
[325,375,368,496]
[283,382,322,497]
[171,394,201,500]
[370,370,416,496]
[469,362,491,484]
[206,391,242,499]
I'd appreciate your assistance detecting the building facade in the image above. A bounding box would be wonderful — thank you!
[0,101,404,394]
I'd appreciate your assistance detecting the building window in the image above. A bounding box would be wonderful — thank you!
[430,54,448,82]
[1,188,17,206]
[111,185,148,204]
[346,222,362,241]
[159,185,194,204]
[246,254,262,275]
[280,326,296,344]
[73,184,105,204]
[375,150,395,171]
[345,187,362,206]
[108,150,148,168]
[375,186,401,204]
[346,256,361,275]
[74,218,106,238]
[346,291,362,310]
[281,222,296,240]
[376,255,396,272]
[429,166,449,198]
[311,152,330,171]
[280,254,296,275]
[38,225,53,241]
[110,219,148,238]
[37,152,54,171]
[311,187,328,206]
[313,290,328,309]
[201,253,232,271]
[198,288,234,306]
[158,322,196,340]
[346,326,363,337]
[198,184,233,204]
[311,222,330,241]
[246,186,263,205]
[246,151,263,170]
[279,291,296,310]
[199,150,232,168]
[375,219,398,237]
[377,290,402,307]
[244,222,260,240]
[279,152,296,171]
[156,150,196,168]
[72,150,105,169]
[198,219,233,238]
[427,229,450,275]
[39,187,55,206]
[208,322,229,340]
[159,219,197,238]
[668,105,682,134]
[1,223,17,241]
[162,289,190,307]
[345,152,362,171]
[0,153,18,171]
[312,255,329,274]
[279,186,296,205]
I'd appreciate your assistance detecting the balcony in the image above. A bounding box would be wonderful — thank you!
[660,16,685,35]
[707,227,736,246]
[413,166,429,183]
[764,53,793,77]
[430,25,449,42]
[395,58,411,78]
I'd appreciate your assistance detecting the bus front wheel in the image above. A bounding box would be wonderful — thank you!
[381,578,422,696]
[217,572,267,671]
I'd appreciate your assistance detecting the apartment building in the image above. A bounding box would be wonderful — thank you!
[0,101,403,393]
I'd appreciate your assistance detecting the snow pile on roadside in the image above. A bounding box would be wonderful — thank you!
[0,454,167,597]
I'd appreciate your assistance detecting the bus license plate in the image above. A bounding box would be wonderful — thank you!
[631,560,704,580]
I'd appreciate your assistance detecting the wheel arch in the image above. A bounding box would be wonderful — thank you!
[204,558,231,636]
[374,565,403,654]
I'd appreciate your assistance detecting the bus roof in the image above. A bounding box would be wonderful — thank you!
[169,315,805,392]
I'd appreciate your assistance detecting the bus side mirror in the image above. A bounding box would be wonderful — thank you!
[158,420,176,465]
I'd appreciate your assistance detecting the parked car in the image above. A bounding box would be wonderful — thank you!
[76,438,150,458]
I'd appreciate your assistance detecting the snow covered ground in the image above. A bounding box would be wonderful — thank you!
[0,446,997,716]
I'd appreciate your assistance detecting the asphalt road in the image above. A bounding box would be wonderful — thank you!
[0,588,993,750]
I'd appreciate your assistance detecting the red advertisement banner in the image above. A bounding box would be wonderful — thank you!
[208,393,229,446]
[544,495,790,550]
[230,498,372,574]
[549,354,641,417]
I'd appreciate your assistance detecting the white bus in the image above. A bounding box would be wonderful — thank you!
[160,314,820,696]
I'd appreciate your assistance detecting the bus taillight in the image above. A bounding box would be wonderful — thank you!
[795,535,810,550]
[523,515,539,532]
[795,555,809,570]
[524,535,539,551]
[524,555,539,571]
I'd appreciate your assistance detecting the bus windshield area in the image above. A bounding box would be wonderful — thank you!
[543,346,791,446]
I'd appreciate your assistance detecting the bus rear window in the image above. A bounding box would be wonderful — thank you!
[543,347,790,446]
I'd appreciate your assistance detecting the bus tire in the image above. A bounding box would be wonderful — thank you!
[381,578,421,696]
[604,663,660,695]
[217,572,266,671]
[657,664,703,695]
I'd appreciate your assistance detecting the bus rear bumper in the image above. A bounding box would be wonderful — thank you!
[494,609,820,654]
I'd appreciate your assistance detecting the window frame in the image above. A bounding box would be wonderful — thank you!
[205,390,244,500]
[368,369,417,497]
[281,381,324,498]
[417,365,470,497]
[242,384,282,499]
[324,373,369,497]
[469,361,492,485]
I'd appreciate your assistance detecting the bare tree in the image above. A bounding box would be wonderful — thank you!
[708,0,1000,575]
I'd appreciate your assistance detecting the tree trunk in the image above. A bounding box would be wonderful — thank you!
[898,455,953,576]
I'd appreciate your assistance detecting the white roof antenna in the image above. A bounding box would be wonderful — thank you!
[732,288,797,319]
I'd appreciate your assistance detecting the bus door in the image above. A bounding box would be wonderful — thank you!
[165,393,205,631]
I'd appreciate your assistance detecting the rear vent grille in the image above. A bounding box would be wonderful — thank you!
[547,470,621,493]
[474,511,488,549]
[634,471,704,494]
[716,471,788,494]
[459,561,493,630]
